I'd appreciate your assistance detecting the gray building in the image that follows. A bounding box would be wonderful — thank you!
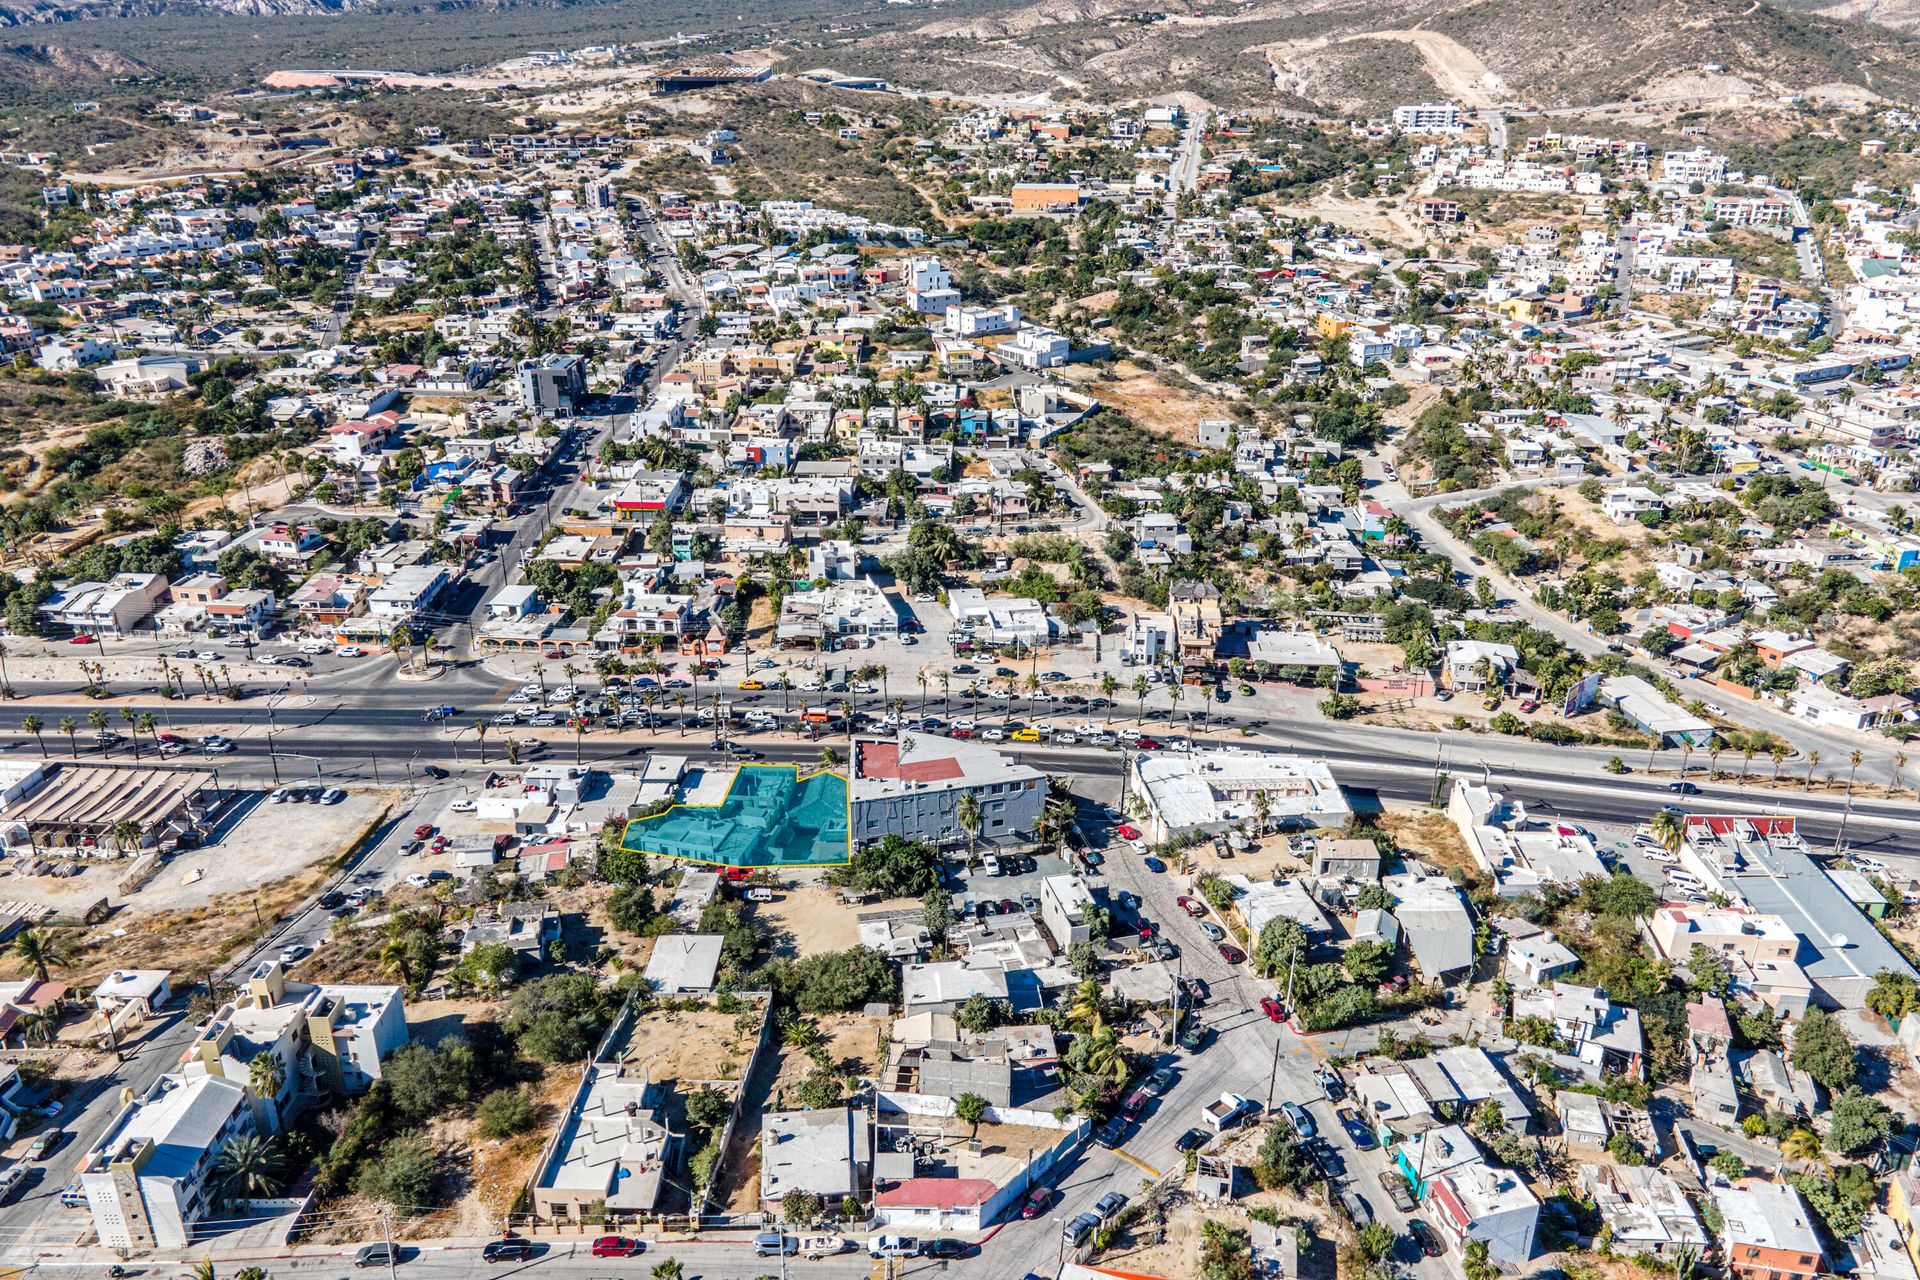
[518,354,587,417]
[849,733,1046,847]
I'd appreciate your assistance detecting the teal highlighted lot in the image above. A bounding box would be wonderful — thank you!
[619,765,850,868]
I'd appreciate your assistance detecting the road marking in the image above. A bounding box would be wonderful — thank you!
[1114,1149,1160,1177]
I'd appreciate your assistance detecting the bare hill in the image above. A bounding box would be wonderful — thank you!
[843,0,1920,110]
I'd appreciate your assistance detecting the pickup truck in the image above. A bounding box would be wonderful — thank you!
[1200,1092,1257,1132]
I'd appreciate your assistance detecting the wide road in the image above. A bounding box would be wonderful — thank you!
[3,703,1912,859]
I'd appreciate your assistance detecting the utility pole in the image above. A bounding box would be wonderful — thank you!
[1265,1036,1284,1115]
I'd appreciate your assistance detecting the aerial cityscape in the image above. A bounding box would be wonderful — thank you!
[8,2,1920,1278]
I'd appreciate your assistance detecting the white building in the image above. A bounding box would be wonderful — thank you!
[79,1074,256,1250]
[1393,103,1465,134]
[1130,751,1350,842]
[947,588,1051,647]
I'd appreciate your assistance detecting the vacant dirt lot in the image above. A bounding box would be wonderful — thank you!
[1055,360,1237,446]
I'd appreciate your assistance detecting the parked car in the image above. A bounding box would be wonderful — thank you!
[1259,996,1285,1022]
[752,1233,796,1258]
[1410,1220,1445,1257]
[591,1237,643,1258]
[1021,1187,1053,1219]
[920,1239,971,1260]
[481,1237,535,1263]
[354,1245,398,1269]
[1279,1100,1316,1138]
[1175,1127,1210,1153]
[1216,942,1245,964]
[1176,896,1208,918]
[1093,1191,1129,1222]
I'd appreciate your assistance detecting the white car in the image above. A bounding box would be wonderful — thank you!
[1705,703,1727,717]
[270,787,291,803]
[336,646,366,658]
[1129,839,1149,856]
[913,593,935,602]
[1854,856,1891,876]
[1644,847,1679,865]
[492,711,519,726]
[1055,733,1079,746]
[952,719,976,731]
[450,798,476,814]
[853,683,877,695]
[405,873,432,889]
[982,728,1006,741]
[299,642,330,655]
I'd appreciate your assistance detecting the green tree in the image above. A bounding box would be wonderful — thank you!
[954,1092,988,1141]
[1825,1086,1893,1155]
[1789,1006,1857,1090]
[1254,916,1309,979]
[474,1087,539,1140]
[1687,945,1731,998]
[1342,940,1393,987]
[354,1135,441,1214]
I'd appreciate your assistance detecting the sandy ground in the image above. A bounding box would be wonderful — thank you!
[1054,360,1237,446]
[1377,808,1476,878]
[752,881,898,957]
[1336,30,1509,107]
[0,787,387,922]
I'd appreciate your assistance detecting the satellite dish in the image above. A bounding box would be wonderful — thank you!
[1834,933,1850,948]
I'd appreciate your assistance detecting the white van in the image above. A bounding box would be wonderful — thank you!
[980,855,1002,877]
[1666,869,1703,890]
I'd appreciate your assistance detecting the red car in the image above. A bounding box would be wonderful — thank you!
[1020,1187,1053,1219]
[1218,943,1246,965]
[721,867,752,882]
[68,634,96,644]
[951,727,974,738]
[1260,996,1285,1022]
[430,836,449,853]
[590,1237,642,1258]
[157,733,184,745]
[1134,738,1161,750]
[1176,896,1207,919]
[1519,698,1539,713]
[1138,923,1156,942]
[412,824,435,840]
[1116,823,1141,841]
[544,649,565,659]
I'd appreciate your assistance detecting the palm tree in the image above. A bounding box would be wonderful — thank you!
[86,709,108,751]
[1132,675,1150,725]
[248,1052,286,1102]
[956,792,982,856]
[1805,748,1820,791]
[137,711,157,756]
[780,1017,819,1051]
[1707,744,1721,780]
[1780,1126,1823,1165]
[474,719,489,765]
[817,744,842,771]
[505,738,521,768]
[213,1133,284,1205]
[1740,746,1755,787]
[192,1259,217,1280]
[1100,674,1118,722]
[1769,744,1788,788]
[58,716,77,758]
[1066,978,1101,1032]
[1898,752,1911,800]
[120,708,141,761]
[1846,749,1863,800]
[378,935,413,991]
[1650,808,1685,857]
[21,715,43,758]
[13,928,67,984]
[110,820,140,855]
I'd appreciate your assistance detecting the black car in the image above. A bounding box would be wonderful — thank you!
[920,1239,972,1259]
[1410,1220,1445,1258]
[1178,1022,1210,1053]
[1093,1119,1126,1149]
[482,1238,535,1263]
[1174,1128,1210,1154]
[423,765,450,780]
[319,892,346,910]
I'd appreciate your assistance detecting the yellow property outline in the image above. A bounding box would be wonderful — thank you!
[619,762,854,868]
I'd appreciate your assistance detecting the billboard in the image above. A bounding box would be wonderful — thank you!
[1563,671,1603,718]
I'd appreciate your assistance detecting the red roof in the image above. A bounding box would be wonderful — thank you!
[856,741,963,784]
[873,1178,995,1209]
